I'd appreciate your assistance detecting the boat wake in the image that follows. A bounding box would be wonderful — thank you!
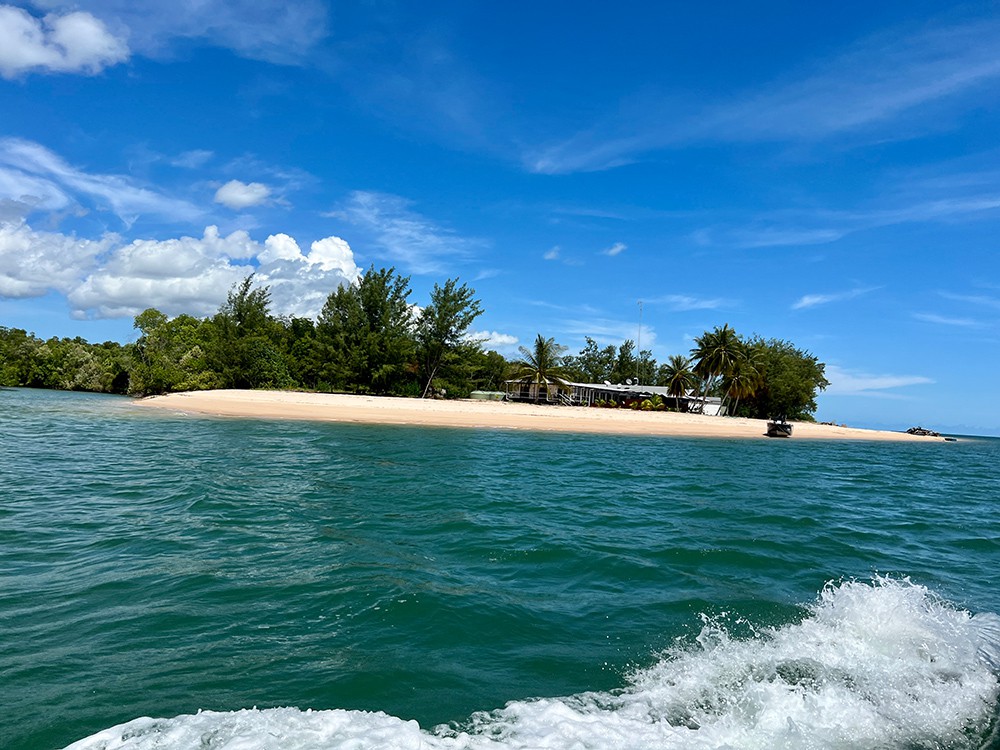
[65,578,1000,750]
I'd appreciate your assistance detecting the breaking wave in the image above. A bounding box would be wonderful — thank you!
[65,578,1000,749]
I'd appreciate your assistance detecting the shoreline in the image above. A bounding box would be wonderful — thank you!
[135,390,943,442]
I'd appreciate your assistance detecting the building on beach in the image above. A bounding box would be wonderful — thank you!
[503,379,726,416]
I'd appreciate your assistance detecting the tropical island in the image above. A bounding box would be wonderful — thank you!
[0,269,937,440]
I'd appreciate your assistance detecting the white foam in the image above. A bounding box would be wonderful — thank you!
[64,578,1000,750]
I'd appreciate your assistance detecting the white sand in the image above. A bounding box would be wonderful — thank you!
[135,390,942,442]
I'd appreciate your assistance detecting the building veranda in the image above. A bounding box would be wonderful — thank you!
[503,378,725,415]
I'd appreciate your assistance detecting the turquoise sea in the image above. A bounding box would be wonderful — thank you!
[4,388,1000,749]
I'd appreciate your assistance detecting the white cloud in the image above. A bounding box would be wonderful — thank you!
[0,138,202,224]
[0,5,128,78]
[559,317,657,351]
[824,364,933,397]
[0,220,360,320]
[0,221,112,297]
[792,287,877,310]
[649,294,729,311]
[543,246,560,261]
[171,150,214,169]
[214,180,271,210]
[29,0,328,65]
[912,312,982,327]
[255,233,361,318]
[332,190,477,274]
[938,291,1000,309]
[526,17,1000,173]
[603,241,627,257]
[469,330,519,352]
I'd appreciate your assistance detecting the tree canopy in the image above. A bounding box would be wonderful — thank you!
[1,277,828,420]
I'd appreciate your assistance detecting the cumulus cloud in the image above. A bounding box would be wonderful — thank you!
[470,330,519,352]
[214,179,271,210]
[254,233,361,318]
[0,5,128,78]
[0,219,360,320]
[603,241,627,257]
[0,221,112,297]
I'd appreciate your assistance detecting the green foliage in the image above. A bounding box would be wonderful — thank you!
[0,327,131,393]
[130,310,217,395]
[206,275,291,390]
[317,265,416,394]
[513,334,568,402]
[733,337,829,420]
[657,354,695,409]
[416,278,484,397]
[563,337,615,383]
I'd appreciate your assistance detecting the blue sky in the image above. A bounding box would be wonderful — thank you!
[1,1,999,434]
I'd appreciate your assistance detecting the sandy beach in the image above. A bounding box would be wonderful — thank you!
[135,390,942,442]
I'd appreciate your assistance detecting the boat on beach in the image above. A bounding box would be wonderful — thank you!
[766,419,793,438]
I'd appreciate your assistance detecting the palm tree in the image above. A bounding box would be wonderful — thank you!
[723,347,763,416]
[691,324,742,411]
[514,334,568,403]
[660,354,695,411]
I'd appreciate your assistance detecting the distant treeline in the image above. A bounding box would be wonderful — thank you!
[0,268,828,420]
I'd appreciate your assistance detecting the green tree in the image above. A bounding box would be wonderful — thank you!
[513,334,568,403]
[207,275,290,390]
[317,265,416,394]
[691,324,742,406]
[657,354,696,410]
[610,339,637,384]
[416,278,483,397]
[131,309,218,395]
[736,338,829,420]
[564,337,616,383]
[722,345,763,415]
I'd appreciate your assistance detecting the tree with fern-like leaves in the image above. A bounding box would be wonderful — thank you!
[514,334,568,403]
[658,354,696,411]
[691,324,742,410]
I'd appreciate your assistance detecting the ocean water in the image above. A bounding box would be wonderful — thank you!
[3,388,1000,750]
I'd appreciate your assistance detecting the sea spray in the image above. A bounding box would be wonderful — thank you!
[64,579,1000,750]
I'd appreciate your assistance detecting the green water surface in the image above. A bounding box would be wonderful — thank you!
[2,389,998,749]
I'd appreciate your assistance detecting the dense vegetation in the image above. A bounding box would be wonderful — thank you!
[0,269,828,420]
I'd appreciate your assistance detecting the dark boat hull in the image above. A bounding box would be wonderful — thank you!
[766,421,793,438]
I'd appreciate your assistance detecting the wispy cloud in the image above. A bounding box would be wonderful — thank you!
[792,286,877,310]
[824,364,933,397]
[559,317,656,352]
[526,16,1000,173]
[330,190,479,274]
[939,291,1000,309]
[647,294,731,312]
[0,137,202,225]
[912,312,983,327]
[543,246,560,261]
[29,0,329,65]
[700,190,1000,250]
[603,241,627,257]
